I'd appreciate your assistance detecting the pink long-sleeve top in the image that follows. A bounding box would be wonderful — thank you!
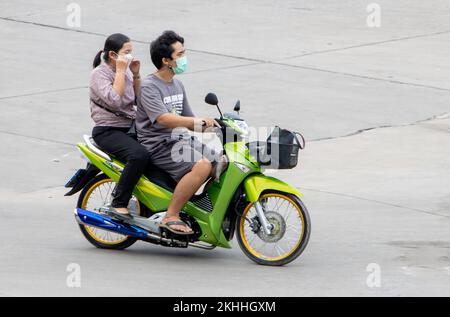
[89,61,136,127]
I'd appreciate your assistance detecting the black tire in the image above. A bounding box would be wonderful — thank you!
[76,173,138,250]
[236,192,311,266]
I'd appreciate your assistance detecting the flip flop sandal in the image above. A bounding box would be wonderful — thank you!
[159,220,194,236]
[107,208,133,221]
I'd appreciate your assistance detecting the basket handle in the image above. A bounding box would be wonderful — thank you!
[293,132,306,149]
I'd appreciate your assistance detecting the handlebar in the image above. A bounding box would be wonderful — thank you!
[215,118,226,127]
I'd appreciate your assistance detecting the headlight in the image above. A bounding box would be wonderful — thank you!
[235,162,252,173]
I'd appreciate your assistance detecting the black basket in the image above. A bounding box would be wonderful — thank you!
[247,127,305,169]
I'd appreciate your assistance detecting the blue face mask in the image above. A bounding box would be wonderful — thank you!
[171,56,188,74]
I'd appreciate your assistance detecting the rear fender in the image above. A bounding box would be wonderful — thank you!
[64,163,100,196]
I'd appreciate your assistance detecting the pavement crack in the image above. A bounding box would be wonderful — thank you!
[0,16,106,37]
[281,30,450,60]
[186,62,264,75]
[0,130,75,147]
[299,187,450,219]
[310,112,450,142]
[271,62,450,92]
[186,48,266,63]
[0,86,88,101]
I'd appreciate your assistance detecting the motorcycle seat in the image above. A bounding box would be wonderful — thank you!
[83,135,177,191]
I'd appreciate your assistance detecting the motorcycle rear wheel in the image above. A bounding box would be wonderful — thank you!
[76,173,141,250]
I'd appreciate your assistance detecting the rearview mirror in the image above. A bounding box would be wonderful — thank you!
[234,100,241,113]
[205,93,219,106]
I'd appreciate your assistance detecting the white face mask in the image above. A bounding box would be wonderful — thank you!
[113,52,133,66]
[124,53,133,66]
[124,53,133,61]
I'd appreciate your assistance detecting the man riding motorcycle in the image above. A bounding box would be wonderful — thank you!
[136,30,227,235]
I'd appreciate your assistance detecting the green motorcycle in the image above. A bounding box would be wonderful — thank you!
[65,93,310,266]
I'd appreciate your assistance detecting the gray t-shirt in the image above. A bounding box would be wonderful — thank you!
[136,74,194,152]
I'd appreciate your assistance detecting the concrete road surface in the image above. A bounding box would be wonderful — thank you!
[0,1,449,296]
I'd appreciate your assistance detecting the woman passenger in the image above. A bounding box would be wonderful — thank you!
[90,33,147,219]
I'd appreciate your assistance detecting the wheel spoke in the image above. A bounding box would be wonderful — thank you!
[105,183,113,202]
[97,184,105,203]
[275,244,285,257]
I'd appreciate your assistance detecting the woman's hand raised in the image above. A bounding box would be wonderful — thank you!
[115,55,129,73]
[129,59,140,75]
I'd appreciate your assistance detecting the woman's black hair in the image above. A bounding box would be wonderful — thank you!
[150,30,184,69]
[93,33,130,68]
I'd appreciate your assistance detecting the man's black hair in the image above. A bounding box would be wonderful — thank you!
[150,30,185,69]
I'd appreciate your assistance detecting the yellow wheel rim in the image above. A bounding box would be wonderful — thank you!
[239,193,305,262]
[81,178,141,245]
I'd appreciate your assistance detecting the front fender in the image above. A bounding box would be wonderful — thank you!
[243,174,303,202]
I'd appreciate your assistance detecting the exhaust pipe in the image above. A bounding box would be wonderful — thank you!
[74,208,149,239]
[74,208,189,247]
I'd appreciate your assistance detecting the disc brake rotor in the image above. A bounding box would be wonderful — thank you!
[256,211,286,243]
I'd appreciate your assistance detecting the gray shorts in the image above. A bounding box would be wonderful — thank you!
[149,136,220,182]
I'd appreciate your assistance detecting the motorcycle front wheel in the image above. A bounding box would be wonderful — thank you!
[236,191,311,266]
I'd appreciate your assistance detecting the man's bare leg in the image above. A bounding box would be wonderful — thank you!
[162,158,212,233]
